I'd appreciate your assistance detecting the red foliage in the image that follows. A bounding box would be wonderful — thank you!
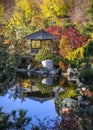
[45,25,62,37]
[62,26,88,49]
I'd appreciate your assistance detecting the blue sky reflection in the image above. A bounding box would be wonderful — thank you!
[0,92,59,127]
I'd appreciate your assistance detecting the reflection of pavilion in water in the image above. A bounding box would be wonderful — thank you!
[23,80,39,93]
[18,78,54,103]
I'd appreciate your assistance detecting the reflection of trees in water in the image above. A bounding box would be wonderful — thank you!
[0,71,68,101]
[0,76,15,95]
[0,73,60,101]
[0,74,25,101]
[1,73,93,129]
[0,74,62,129]
[8,86,26,102]
[2,74,93,129]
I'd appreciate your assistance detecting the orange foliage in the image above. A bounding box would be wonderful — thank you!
[59,77,68,87]
[45,25,62,36]
[59,61,68,71]
[59,26,88,58]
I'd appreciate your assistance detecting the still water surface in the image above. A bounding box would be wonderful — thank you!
[0,75,61,129]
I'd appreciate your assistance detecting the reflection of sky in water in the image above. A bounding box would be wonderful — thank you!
[0,91,60,129]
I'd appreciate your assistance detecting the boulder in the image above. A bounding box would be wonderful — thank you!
[41,76,53,85]
[60,98,78,109]
[41,59,54,71]
[78,95,85,102]
[67,66,76,76]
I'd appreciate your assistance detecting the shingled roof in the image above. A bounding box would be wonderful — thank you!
[24,29,60,40]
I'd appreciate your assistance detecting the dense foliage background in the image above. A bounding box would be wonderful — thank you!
[0,1,93,130]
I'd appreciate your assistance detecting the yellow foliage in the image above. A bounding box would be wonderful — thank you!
[60,82,78,99]
[22,79,31,88]
[91,33,93,39]
[40,0,68,18]
[15,0,33,19]
[65,47,85,61]
[9,0,33,28]
[6,0,34,39]
[59,36,69,47]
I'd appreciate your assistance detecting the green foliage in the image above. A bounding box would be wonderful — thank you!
[79,67,93,83]
[0,41,9,70]
[35,47,57,63]
[55,81,78,113]
[0,37,17,83]
[0,107,62,130]
[36,80,53,94]
[35,77,59,94]
[75,105,93,130]
[0,108,31,130]
[80,23,93,37]
[75,22,93,37]
[7,54,17,68]
[87,40,93,55]
[0,50,8,69]
[87,0,93,21]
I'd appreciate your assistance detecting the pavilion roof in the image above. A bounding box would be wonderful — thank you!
[24,29,60,40]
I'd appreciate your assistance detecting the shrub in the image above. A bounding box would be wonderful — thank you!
[59,26,88,62]
[35,47,59,64]
[87,40,93,56]
[60,82,78,99]
[79,67,93,83]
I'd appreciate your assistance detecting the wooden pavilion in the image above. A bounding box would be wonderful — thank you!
[24,29,60,54]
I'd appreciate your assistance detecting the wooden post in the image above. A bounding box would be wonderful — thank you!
[30,40,32,53]
[50,40,53,52]
[40,40,42,49]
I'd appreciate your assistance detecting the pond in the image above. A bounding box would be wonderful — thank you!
[0,73,62,129]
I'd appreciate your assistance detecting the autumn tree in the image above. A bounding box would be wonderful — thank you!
[45,25,62,36]
[41,0,68,18]
[59,26,88,63]
[62,26,88,48]
[7,0,34,39]
[40,0,68,26]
